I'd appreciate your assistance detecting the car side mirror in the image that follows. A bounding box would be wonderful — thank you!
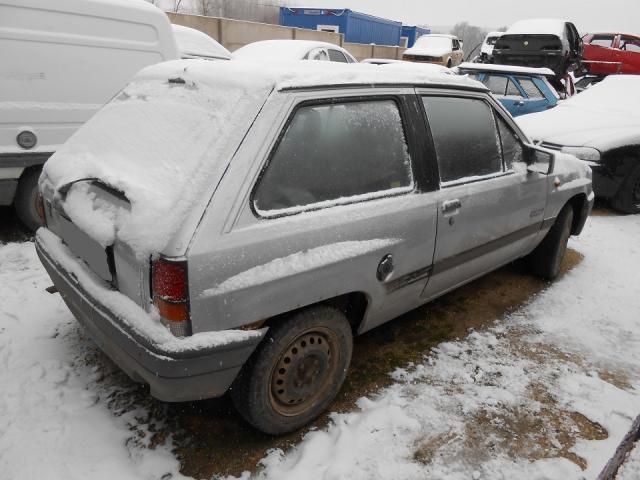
[524,144,555,175]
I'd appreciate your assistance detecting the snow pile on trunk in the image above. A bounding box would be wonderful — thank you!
[42,60,274,258]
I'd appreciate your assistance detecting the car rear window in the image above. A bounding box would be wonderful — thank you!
[422,96,503,183]
[253,100,413,214]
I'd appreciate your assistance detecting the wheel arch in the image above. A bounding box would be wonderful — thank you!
[263,291,370,335]
[566,193,590,235]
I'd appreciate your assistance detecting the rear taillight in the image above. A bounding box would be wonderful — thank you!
[152,257,191,337]
[36,192,46,226]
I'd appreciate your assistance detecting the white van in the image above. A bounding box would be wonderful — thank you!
[0,0,180,229]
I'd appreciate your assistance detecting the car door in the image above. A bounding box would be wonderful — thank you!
[499,76,529,116]
[417,91,548,300]
[618,35,640,74]
[192,88,440,334]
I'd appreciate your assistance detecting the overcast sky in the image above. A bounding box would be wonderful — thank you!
[284,0,640,35]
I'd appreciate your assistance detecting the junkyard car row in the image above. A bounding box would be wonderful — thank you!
[1,0,637,436]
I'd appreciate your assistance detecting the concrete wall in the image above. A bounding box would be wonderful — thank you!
[167,12,405,60]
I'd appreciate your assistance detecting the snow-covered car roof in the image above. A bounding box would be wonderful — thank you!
[505,19,567,37]
[457,62,555,77]
[517,75,640,150]
[232,39,353,62]
[172,24,231,60]
[484,31,504,39]
[41,60,484,256]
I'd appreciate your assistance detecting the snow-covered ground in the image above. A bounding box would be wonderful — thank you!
[1,214,639,479]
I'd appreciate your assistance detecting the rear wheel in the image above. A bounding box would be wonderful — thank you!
[447,58,452,68]
[528,204,573,280]
[230,305,353,435]
[611,163,640,214]
[14,167,42,231]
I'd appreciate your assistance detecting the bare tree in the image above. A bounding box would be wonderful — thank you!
[450,22,488,61]
[173,0,184,13]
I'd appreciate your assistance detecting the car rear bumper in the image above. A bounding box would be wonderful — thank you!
[36,230,266,402]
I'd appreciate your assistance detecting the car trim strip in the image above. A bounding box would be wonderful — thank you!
[432,221,546,276]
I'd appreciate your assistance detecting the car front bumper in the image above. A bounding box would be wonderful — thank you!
[36,231,266,402]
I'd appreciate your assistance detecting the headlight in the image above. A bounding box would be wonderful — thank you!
[560,146,601,162]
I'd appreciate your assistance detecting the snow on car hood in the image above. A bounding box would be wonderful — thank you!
[41,60,274,258]
[517,75,640,150]
[404,36,453,58]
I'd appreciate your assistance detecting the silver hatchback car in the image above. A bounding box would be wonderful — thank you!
[36,60,593,434]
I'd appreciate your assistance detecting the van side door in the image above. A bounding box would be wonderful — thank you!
[417,90,548,300]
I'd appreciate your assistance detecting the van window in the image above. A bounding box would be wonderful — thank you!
[422,96,502,183]
[254,100,413,213]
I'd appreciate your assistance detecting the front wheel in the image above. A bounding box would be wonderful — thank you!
[611,163,640,214]
[14,167,42,231]
[528,205,574,280]
[230,305,353,435]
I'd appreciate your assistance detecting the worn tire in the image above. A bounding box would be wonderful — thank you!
[528,205,574,280]
[14,167,42,231]
[230,305,353,435]
[611,163,640,214]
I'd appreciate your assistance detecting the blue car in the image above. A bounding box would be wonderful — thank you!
[457,63,560,116]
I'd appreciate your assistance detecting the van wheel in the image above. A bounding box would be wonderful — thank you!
[528,204,573,280]
[14,167,42,232]
[611,163,640,214]
[230,305,352,435]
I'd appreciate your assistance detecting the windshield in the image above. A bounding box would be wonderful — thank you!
[486,36,500,45]
[414,36,452,50]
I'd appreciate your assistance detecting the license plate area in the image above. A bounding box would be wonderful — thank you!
[59,215,113,283]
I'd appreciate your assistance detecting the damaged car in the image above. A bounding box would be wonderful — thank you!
[36,60,593,435]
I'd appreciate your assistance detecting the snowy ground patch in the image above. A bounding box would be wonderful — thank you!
[1,215,639,479]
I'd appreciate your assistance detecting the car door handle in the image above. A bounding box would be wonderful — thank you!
[442,199,462,214]
[516,100,525,106]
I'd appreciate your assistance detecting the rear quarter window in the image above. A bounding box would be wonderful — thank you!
[253,99,413,214]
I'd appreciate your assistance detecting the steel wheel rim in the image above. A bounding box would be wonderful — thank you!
[269,327,340,417]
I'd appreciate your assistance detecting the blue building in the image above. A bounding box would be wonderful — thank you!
[401,25,431,48]
[280,8,402,46]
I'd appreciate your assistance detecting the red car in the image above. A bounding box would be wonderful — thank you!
[582,33,640,75]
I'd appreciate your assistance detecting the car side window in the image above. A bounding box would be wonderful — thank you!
[517,78,544,99]
[495,115,524,171]
[328,49,348,63]
[485,75,508,95]
[506,79,522,97]
[253,100,413,213]
[308,48,329,61]
[422,96,503,184]
[620,36,640,53]
[590,35,615,48]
